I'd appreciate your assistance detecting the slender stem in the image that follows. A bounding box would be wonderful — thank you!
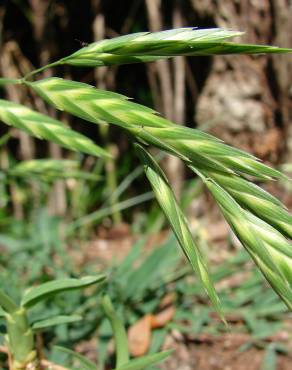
[1,60,62,85]
[66,191,154,234]
[102,141,122,225]
[23,60,62,80]
[0,78,22,87]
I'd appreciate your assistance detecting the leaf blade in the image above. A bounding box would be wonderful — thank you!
[54,346,97,370]
[21,275,106,308]
[32,315,82,331]
[112,350,172,370]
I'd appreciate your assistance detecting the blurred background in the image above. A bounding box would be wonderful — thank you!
[0,1,292,369]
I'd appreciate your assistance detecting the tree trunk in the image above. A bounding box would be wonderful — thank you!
[190,0,292,163]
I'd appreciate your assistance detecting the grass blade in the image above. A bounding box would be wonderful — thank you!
[261,344,277,370]
[21,275,106,308]
[32,315,82,331]
[102,295,129,367]
[113,350,172,370]
[54,346,96,370]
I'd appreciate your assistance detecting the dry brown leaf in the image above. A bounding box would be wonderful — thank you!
[128,314,152,357]
[150,306,176,329]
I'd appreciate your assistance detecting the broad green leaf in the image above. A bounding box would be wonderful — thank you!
[54,346,96,370]
[0,99,110,158]
[61,28,292,67]
[32,315,82,331]
[112,350,172,370]
[102,295,129,367]
[135,144,224,320]
[21,275,106,308]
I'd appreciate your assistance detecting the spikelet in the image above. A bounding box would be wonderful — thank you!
[26,76,292,309]
[61,28,292,67]
[0,99,109,158]
[11,27,291,311]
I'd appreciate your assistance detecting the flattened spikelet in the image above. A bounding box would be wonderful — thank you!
[0,99,109,158]
[61,28,292,67]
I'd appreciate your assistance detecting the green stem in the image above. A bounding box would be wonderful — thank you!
[66,191,154,234]
[23,60,62,80]
[102,295,129,368]
[0,78,22,87]
[99,125,122,225]
[6,308,38,370]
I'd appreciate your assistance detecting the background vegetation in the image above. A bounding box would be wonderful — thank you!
[0,1,291,369]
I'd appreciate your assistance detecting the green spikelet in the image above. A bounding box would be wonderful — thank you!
[61,28,292,67]
[0,99,109,158]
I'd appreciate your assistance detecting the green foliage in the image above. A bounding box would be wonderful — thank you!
[22,76,292,312]
[54,346,97,370]
[0,26,292,368]
[102,295,129,367]
[21,73,292,312]
[21,275,106,308]
[0,275,105,369]
[31,315,82,331]
[111,351,173,370]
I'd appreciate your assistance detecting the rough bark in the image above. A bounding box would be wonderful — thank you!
[191,0,292,163]
[145,0,185,198]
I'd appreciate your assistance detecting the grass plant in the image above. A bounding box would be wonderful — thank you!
[0,27,292,369]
